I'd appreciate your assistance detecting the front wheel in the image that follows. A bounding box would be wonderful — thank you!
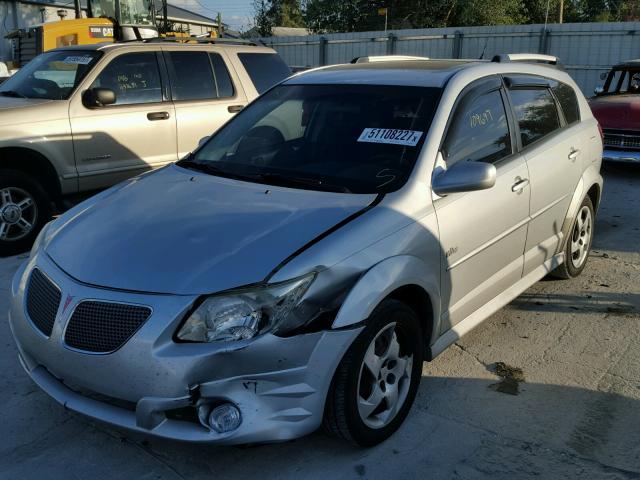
[323,299,424,446]
[551,195,595,279]
[0,170,52,257]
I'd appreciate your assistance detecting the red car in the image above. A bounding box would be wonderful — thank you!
[589,60,640,163]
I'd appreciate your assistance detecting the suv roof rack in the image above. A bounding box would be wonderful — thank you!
[351,55,430,64]
[139,37,258,47]
[491,53,560,65]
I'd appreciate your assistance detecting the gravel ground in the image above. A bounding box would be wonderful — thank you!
[1,164,638,480]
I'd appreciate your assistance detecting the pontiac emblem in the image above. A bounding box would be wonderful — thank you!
[62,294,74,314]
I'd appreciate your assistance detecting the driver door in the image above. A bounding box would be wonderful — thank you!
[69,50,177,191]
[433,77,530,332]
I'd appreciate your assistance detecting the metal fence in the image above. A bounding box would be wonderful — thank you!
[254,22,640,95]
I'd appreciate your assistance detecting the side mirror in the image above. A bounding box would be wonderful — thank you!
[432,160,496,196]
[82,87,116,108]
[599,72,608,80]
[594,85,604,96]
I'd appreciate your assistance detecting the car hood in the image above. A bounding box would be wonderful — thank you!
[589,95,640,130]
[46,165,376,295]
[0,97,63,127]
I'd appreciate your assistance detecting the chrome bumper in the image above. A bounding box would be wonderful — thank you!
[9,256,361,444]
[603,149,640,163]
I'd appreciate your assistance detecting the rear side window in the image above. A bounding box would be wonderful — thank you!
[166,51,216,101]
[237,53,291,94]
[509,88,561,147]
[552,82,580,125]
[444,89,512,165]
[210,53,234,98]
[91,52,162,105]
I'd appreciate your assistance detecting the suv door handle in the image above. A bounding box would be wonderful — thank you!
[227,105,244,113]
[511,177,530,193]
[147,111,170,121]
[568,148,580,161]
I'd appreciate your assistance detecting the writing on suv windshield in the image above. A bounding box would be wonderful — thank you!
[0,51,101,100]
[180,84,441,194]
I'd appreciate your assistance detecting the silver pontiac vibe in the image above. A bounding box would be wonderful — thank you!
[9,55,603,447]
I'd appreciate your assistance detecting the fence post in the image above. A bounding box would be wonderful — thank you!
[453,31,463,58]
[319,36,327,66]
[387,33,397,55]
[538,28,550,54]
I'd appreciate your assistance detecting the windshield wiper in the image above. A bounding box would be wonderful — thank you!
[256,172,352,193]
[177,158,261,183]
[0,90,27,99]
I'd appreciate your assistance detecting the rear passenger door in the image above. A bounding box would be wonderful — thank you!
[434,77,530,331]
[505,76,584,275]
[163,49,247,158]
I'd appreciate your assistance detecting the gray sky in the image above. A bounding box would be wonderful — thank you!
[171,0,255,32]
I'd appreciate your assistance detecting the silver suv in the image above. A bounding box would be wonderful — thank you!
[0,41,290,254]
[9,54,603,447]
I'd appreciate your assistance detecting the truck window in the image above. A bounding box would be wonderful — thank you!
[90,52,162,105]
[509,88,561,147]
[552,82,580,125]
[237,53,291,94]
[166,51,216,101]
[210,53,235,98]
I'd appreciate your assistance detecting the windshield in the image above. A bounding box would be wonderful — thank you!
[182,84,441,194]
[120,0,155,25]
[0,51,101,100]
[601,68,640,95]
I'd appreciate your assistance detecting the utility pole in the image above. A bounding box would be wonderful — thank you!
[217,12,223,38]
[558,0,564,23]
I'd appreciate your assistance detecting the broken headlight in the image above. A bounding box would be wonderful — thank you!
[176,273,315,343]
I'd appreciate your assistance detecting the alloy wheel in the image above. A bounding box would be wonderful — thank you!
[570,205,592,269]
[0,187,37,242]
[357,322,413,429]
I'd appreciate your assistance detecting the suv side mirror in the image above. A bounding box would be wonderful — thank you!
[432,160,496,196]
[594,85,604,96]
[82,87,116,108]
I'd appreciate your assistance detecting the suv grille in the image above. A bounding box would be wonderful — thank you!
[26,268,61,336]
[603,129,640,150]
[64,301,152,353]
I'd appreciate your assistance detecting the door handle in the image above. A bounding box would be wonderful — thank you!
[568,148,580,161]
[227,105,244,113]
[511,177,529,193]
[147,111,170,121]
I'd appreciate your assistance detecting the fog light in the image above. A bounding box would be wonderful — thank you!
[208,403,242,433]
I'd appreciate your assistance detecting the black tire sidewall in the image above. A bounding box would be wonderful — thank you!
[0,170,52,257]
[564,196,594,278]
[341,300,424,446]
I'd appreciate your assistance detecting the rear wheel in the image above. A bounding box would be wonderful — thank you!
[0,170,52,256]
[323,299,423,446]
[551,195,594,279]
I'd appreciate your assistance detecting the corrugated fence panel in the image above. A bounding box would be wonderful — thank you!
[255,22,640,94]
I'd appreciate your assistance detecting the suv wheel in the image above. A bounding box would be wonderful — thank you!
[0,170,52,256]
[552,195,595,279]
[323,299,423,446]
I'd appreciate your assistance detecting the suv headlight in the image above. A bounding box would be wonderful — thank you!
[176,273,315,343]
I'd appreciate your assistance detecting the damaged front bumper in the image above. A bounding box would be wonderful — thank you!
[9,256,362,445]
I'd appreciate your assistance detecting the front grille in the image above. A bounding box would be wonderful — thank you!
[26,268,61,336]
[64,301,152,353]
[603,129,640,150]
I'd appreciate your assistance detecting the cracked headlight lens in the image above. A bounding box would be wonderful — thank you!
[176,273,315,343]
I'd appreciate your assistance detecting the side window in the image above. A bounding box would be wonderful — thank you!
[237,53,292,94]
[552,82,580,125]
[166,51,216,101]
[209,53,235,98]
[509,88,561,147]
[90,52,162,105]
[443,88,512,165]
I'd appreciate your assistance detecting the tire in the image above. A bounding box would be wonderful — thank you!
[551,195,595,279]
[323,299,424,446]
[0,169,53,257]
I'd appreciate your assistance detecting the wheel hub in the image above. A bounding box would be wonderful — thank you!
[0,187,37,241]
[1,203,22,224]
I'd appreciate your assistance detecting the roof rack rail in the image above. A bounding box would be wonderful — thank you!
[140,37,258,46]
[491,53,560,65]
[351,55,430,64]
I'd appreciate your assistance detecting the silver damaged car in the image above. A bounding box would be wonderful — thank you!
[9,54,603,446]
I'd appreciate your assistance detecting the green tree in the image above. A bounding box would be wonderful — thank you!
[253,0,274,36]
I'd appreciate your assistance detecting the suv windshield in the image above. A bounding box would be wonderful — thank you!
[182,84,441,194]
[0,51,101,100]
[601,68,640,95]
